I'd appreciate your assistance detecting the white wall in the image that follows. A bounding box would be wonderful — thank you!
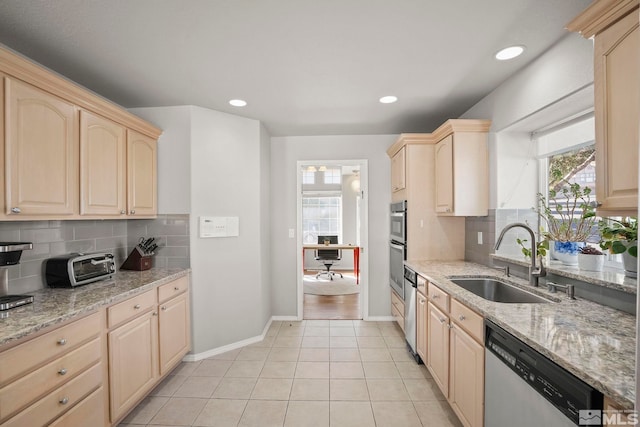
[129,105,271,354]
[462,34,594,209]
[270,135,396,318]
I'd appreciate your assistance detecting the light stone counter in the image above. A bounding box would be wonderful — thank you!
[406,259,636,409]
[0,268,190,348]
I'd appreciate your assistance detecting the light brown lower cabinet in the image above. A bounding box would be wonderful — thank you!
[425,285,485,427]
[416,291,427,363]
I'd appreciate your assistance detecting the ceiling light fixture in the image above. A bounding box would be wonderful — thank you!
[306,166,317,172]
[495,46,525,61]
[318,166,327,172]
[379,96,398,104]
[229,99,247,107]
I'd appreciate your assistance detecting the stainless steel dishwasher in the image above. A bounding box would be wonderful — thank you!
[485,320,603,427]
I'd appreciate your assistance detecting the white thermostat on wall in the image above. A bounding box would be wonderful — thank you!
[199,216,240,238]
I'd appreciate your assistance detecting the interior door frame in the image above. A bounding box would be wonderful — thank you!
[296,159,369,320]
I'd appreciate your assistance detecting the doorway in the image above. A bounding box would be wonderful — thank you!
[296,160,368,320]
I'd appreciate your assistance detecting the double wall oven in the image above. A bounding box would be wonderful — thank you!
[389,201,407,299]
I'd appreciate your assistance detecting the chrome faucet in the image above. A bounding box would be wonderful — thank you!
[495,223,546,287]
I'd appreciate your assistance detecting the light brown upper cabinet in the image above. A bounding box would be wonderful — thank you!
[434,123,490,217]
[80,111,127,216]
[568,0,640,216]
[0,45,161,220]
[4,78,79,217]
[80,113,157,218]
[391,146,406,193]
[127,130,158,217]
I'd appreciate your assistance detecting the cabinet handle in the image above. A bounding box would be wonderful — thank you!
[432,294,439,299]
[134,304,141,309]
[446,208,451,213]
[10,207,21,214]
[120,210,126,214]
[438,317,446,324]
[174,286,180,291]
[458,315,466,321]
[152,312,158,316]
[59,397,69,405]
[58,368,67,376]
[161,306,167,311]
[57,338,67,346]
[130,210,136,214]
[448,324,453,329]
[596,202,603,207]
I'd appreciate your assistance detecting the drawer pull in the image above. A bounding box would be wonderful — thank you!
[438,317,446,324]
[130,210,136,214]
[152,312,158,316]
[458,315,466,321]
[161,306,167,311]
[10,207,21,213]
[120,210,126,214]
[432,294,439,299]
[134,304,141,309]
[58,368,67,376]
[59,397,69,405]
[57,338,67,346]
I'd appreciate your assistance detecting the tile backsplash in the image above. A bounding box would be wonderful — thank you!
[465,208,539,266]
[0,214,190,294]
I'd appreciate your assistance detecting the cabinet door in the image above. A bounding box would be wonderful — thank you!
[5,78,78,216]
[80,110,126,215]
[450,323,484,427]
[108,310,158,421]
[159,292,190,376]
[416,292,427,363]
[435,135,453,214]
[427,301,449,397]
[391,146,406,192]
[127,130,157,216]
[594,11,640,214]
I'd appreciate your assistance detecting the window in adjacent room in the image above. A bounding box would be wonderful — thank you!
[302,193,342,244]
[323,168,341,185]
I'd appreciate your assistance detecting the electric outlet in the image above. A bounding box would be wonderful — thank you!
[288,229,295,238]
[477,231,483,245]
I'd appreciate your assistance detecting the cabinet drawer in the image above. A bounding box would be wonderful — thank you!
[158,275,188,303]
[416,275,427,296]
[0,337,101,421]
[450,299,483,343]
[0,311,101,385]
[428,282,450,313]
[2,362,102,427]
[391,290,405,315]
[108,289,157,328]
[49,386,106,427]
[391,304,405,332]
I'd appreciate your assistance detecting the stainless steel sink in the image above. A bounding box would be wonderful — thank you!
[449,278,550,303]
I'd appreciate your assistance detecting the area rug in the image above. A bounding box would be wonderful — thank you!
[303,275,360,296]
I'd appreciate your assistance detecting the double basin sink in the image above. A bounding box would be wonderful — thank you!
[449,277,550,304]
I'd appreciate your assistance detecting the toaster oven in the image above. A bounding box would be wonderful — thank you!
[45,252,116,288]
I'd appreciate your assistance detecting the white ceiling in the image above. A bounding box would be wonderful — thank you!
[0,0,591,136]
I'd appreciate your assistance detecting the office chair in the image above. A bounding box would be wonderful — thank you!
[315,235,343,280]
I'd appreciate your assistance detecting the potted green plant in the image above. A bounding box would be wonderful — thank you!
[535,182,597,265]
[599,217,637,278]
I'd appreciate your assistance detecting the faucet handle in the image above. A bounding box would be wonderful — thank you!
[493,265,510,277]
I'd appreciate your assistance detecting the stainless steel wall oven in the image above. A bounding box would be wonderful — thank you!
[389,201,407,299]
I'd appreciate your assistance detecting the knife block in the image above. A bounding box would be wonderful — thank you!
[121,247,152,271]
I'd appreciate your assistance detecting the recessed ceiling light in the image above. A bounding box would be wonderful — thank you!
[229,99,247,107]
[379,96,398,104]
[495,45,525,61]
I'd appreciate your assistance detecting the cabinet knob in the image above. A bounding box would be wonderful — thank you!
[130,210,136,214]
[121,210,126,214]
[10,207,21,213]
[161,306,167,311]
[458,315,466,321]
[596,202,603,207]
[59,397,69,405]
[432,294,439,299]
[438,317,446,324]
[152,312,158,316]
[174,286,180,291]
[134,304,141,309]
[58,368,67,376]
[446,208,451,213]
[57,338,67,346]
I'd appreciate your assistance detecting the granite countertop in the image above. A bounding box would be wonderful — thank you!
[405,259,636,409]
[0,268,190,349]
[493,253,637,295]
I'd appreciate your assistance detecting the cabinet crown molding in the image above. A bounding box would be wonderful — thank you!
[387,119,491,157]
[0,45,162,139]
[567,0,639,38]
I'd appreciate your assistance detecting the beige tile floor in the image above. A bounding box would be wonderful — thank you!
[118,320,462,427]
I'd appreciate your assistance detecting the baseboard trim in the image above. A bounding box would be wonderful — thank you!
[365,316,396,322]
[183,317,274,362]
[271,315,300,321]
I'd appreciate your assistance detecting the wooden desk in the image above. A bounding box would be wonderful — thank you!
[303,244,360,284]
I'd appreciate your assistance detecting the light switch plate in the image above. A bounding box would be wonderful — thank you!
[477,231,483,245]
[288,229,295,238]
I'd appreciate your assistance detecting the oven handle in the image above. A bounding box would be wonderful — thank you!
[90,258,112,265]
[389,242,405,251]
[390,212,405,218]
